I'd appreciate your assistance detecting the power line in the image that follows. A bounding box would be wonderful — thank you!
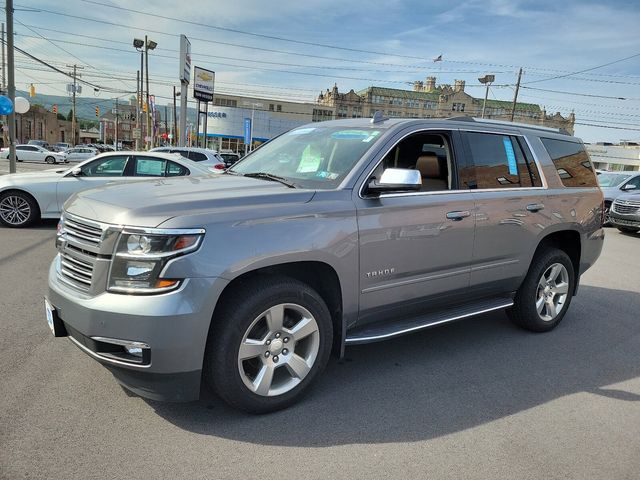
[522,52,640,85]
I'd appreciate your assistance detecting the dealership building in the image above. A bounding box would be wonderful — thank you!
[198,94,317,152]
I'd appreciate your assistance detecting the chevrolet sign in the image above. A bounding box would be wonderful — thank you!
[193,66,215,102]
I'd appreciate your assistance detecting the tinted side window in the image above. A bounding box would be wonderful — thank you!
[540,138,597,187]
[515,137,542,188]
[625,175,640,189]
[169,149,189,159]
[464,132,521,189]
[82,156,129,176]
[188,151,208,162]
[167,161,188,176]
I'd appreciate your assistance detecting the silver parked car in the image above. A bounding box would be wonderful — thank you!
[47,117,603,413]
[597,171,640,225]
[64,146,100,162]
[1,144,68,164]
[150,146,226,171]
[0,151,212,227]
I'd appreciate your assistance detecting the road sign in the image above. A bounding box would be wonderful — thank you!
[132,128,141,139]
[179,34,191,84]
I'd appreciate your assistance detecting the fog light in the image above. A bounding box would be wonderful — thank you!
[125,346,143,357]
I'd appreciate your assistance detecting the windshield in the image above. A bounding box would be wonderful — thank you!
[598,173,631,187]
[230,126,384,189]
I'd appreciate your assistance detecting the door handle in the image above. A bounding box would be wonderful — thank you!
[526,203,545,212]
[446,210,471,221]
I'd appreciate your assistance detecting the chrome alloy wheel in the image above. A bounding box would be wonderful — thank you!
[536,263,570,321]
[237,303,320,397]
[0,194,31,226]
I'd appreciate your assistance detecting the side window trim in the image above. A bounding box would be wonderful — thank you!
[460,130,548,192]
[358,127,465,199]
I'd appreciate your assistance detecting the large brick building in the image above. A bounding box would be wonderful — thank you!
[2,104,77,146]
[317,77,575,134]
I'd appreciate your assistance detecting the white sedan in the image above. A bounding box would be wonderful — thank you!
[1,144,68,164]
[64,146,100,162]
[0,151,213,227]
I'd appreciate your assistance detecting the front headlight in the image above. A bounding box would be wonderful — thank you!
[108,228,204,294]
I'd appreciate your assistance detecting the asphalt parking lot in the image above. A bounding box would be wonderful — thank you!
[1,215,639,478]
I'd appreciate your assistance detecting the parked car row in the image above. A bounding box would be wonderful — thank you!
[1,145,68,163]
[0,151,215,227]
[596,171,640,227]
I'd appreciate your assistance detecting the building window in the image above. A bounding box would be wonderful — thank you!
[277,104,282,112]
[269,104,274,111]
[312,108,333,122]
[352,106,362,118]
[424,101,436,110]
[452,103,465,112]
[337,105,348,118]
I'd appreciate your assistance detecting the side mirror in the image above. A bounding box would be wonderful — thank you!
[366,168,421,195]
[622,184,637,191]
[71,167,82,176]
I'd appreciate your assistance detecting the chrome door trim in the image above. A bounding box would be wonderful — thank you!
[361,267,470,294]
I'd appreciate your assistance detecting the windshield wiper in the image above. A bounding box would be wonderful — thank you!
[242,172,297,188]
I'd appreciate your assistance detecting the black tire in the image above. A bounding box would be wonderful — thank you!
[603,201,612,227]
[205,275,333,413]
[617,226,639,234]
[45,156,56,164]
[508,247,575,332]
[0,190,40,228]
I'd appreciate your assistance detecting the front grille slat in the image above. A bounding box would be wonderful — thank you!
[613,202,640,215]
[57,214,107,292]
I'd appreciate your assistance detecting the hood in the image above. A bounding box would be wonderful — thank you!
[615,192,640,203]
[0,168,68,185]
[64,174,316,227]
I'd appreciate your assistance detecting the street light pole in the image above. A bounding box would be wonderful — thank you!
[478,74,494,119]
[144,35,150,149]
[5,0,16,173]
[173,87,179,146]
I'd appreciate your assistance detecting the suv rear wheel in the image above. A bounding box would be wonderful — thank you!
[205,276,333,413]
[508,248,574,332]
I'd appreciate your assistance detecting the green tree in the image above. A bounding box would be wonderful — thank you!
[66,109,73,121]
[57,113,66,121]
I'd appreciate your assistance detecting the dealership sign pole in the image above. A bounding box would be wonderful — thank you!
[192,66,215,149]
[178,34,191,147]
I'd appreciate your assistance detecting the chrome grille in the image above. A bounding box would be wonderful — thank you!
[59,250,95,290]
[56,213,109,292]
[64,215,104,246]
[613,201,640,215]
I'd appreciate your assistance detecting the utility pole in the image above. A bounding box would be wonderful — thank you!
[1,23,5,94]
[173,86,178,146]
[6,0,16,173]
[67,64,83,146]
[510,67,523,122]
[144,35,152,149]
[135,70,140,150]
[114,97,118,151]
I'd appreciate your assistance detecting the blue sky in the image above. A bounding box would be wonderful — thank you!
[11,0,640,142]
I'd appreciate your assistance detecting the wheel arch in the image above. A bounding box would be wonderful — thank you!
[532,229,581,295]
[0,188,42,218]
[211,261,344,356]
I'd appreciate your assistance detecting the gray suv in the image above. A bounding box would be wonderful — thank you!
[46,117,604,413]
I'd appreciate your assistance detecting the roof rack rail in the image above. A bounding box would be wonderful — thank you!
[446,116,571,136]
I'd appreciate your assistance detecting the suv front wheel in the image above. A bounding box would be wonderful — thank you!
[508,248,574,332]
[205,276,333,413]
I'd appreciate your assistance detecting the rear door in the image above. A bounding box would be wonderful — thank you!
[460,130,548,296]
[354,127,476,324]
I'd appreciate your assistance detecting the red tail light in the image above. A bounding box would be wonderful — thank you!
[213,164,225,170]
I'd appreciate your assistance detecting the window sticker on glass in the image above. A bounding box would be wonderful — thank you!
[363,131,381,143]
[137,159,164,175]
[288,128,316,136]
[503,137,518,176]
[330,130,373,140]
[297,145,322,173]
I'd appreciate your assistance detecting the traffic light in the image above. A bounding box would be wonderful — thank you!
[95,106,100,117]
[142,102,148,113]
[52,104,58,114]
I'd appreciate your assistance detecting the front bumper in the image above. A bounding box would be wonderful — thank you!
[47,259,228,402]
[610,213,640,228]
